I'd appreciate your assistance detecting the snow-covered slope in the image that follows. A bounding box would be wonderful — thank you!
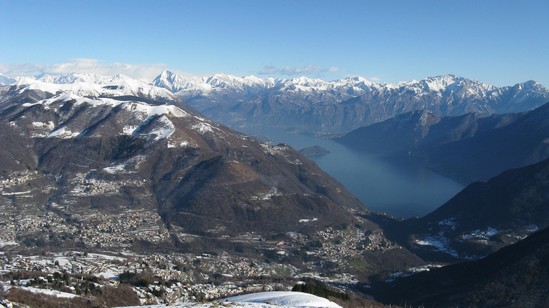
[221,291,342,307]
[119,291,342,307]
[0,73,198,147]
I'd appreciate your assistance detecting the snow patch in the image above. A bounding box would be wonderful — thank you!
[461,227,498,242]
[0,239,19,248]
[221,291,342,308]
[414,235,458,257]
[15,286,78,298]
[299,218,318,223]
[251,187,282,201]
[149,115,176,141]
[122,125,139,135]
[16,73,174,101]
[261,144,303,165]
[123,102,188,118]
[48,126,80,139]
[103,164,127,174]
[168,140,189,148]
[32,121,55,130]
[53,256,72,268]
[386,264,443,282]
[1,190,32,196]
[86,253,127,262]
[192,122,214,134]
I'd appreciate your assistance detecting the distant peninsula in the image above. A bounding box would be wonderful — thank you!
[300,145,330,158]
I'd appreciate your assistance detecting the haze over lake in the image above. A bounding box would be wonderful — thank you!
[242,127,464,218]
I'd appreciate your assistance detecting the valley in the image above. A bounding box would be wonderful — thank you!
[0,73,547,307]
[2,1,548,306]
[238,126,464,218]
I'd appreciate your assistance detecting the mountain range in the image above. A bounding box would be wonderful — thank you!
[3,72,547,136]
[152,71,549,134]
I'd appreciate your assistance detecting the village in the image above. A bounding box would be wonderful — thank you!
[0,167,404,306]
[0,204,399,305]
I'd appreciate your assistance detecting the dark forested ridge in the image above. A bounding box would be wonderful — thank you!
[337,102,549,183]
[372,226,549,307]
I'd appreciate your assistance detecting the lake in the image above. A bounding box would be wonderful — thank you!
[241,127,464,218]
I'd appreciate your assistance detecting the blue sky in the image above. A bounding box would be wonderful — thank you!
[1,0,548,86]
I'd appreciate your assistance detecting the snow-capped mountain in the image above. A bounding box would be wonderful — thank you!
[153,70,377,99]
[153,70,277,97]
[152,71,549,133]
[3,71,548,134]
[7,73,176,102]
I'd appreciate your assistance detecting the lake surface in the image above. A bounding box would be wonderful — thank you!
[241,127,464,218]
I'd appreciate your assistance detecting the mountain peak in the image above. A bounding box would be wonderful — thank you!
[515,79,542,90]
[433,73,460,80]
[158,70,176,79]
[344,76,373,84]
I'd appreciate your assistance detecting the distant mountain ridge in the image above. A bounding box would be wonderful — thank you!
[152,71,549,133]
[8,73,176,102]
[3,72,547,134]
[336,110,520,155]
[337,103,549,183]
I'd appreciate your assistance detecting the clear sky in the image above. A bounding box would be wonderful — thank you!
[1,0,548,86]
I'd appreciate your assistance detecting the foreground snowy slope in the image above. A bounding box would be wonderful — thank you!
[120,291,342,307]
[223,291,342,307]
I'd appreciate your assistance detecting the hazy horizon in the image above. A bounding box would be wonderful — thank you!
[1,0,548,87]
